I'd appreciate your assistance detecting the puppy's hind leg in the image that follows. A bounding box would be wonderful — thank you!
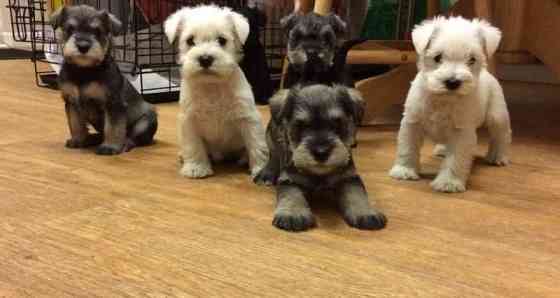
[128,109,158,150]
[433,144,448,157]
[178,112,213,178]
[485,95,511,166]
[238,117,269,179]
[254,124,281,185]
[337,176,387,230]
[273,183,315,232]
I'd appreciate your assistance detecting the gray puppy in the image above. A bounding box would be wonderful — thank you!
[51,5,157,155]
[281,12,350,88]
[256,85,387,232]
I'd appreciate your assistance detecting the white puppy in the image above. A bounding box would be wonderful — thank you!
[164,5,268,179]
[389,16,512,193]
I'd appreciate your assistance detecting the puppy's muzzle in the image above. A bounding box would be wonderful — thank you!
[198,55,215,69]
[444,78,462,91]
[310,143,334,162]
[75,39,92,54]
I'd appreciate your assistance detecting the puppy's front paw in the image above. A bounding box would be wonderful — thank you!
[431,175,466,193]
[273,210,316,232]
[66,138,86,149]
[389,165,420,180]
[65,134,103,149]
[180,162,214,178]
[485,154,510,167]
[96,144,124,155]
[344,212,387,230]
[252,167,276,186]
[433,144,448,157]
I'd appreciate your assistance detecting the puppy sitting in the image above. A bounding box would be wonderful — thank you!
[52,5,158,155]
[281,12,357,88]
[164,5,268,179]
[389,16,512,193]
[258,85,387,232]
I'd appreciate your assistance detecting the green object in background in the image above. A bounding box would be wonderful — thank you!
[361,0,453,40]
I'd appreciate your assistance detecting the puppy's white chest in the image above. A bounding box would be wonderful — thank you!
[423,102,456,142]
[186,95,245,152]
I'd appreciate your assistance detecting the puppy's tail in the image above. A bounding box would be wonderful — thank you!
[333,38,367,87]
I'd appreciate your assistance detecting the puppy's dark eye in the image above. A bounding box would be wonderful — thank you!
[217,36,227,47]
[292,31,303,41]
[295,120,310,130]
[330,118,344,131]
[468,57,477,65]
[434,54,443,63]
[186,36,195,46]
[92,27,102,36]
[65,25,75,35]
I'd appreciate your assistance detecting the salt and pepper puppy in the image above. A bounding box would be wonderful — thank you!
[389,16,512,193]
[51,5,158,155]
[257,85,387,232]
[281,12,351,88]
[164,5,268,179]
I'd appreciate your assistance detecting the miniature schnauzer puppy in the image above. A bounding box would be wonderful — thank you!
[256,84,387,232]
[281,12,359,88]
[164,5,268,179]
[389,16,512,193]
[51,5,158,155]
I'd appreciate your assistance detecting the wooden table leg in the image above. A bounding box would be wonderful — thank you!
[474,0,497,74]
[427,0,441,17]
[314,0,333,15]
[297,0,314,13]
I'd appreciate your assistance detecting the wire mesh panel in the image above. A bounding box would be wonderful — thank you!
[6,0,263,100]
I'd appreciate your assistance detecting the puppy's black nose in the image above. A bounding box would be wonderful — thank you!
[198,55,214,68]
[75,40,91,54]
[445,78,462,90]
[311,145,333,162]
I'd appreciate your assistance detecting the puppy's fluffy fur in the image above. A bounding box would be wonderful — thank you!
[165,5,268,179]
[52,5,157,155]
[389,16,512,193]
[257,85,386,232]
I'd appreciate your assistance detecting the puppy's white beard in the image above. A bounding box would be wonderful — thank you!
[63,39,107,67]
[292,141,350,175]
[423,73,476,97]
[181,58,236,82]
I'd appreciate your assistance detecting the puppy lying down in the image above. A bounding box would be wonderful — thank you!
[256,84,387,232]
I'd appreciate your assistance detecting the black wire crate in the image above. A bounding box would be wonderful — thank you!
[6,0,292,103]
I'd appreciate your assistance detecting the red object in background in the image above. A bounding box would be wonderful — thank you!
[136,0,179,24]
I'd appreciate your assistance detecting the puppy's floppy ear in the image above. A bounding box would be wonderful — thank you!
[411,17,443,54]
[334,85,365,125]
[280,13,302,33]
[270,89,296,124]
[100,10,122,35]
[50,6,67,30]
[164,7,190,45]
[229,11,250,45]
[474,19,502,58]
[327,13,346,36]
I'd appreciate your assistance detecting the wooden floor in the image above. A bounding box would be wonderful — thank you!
[0,60,559,297]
